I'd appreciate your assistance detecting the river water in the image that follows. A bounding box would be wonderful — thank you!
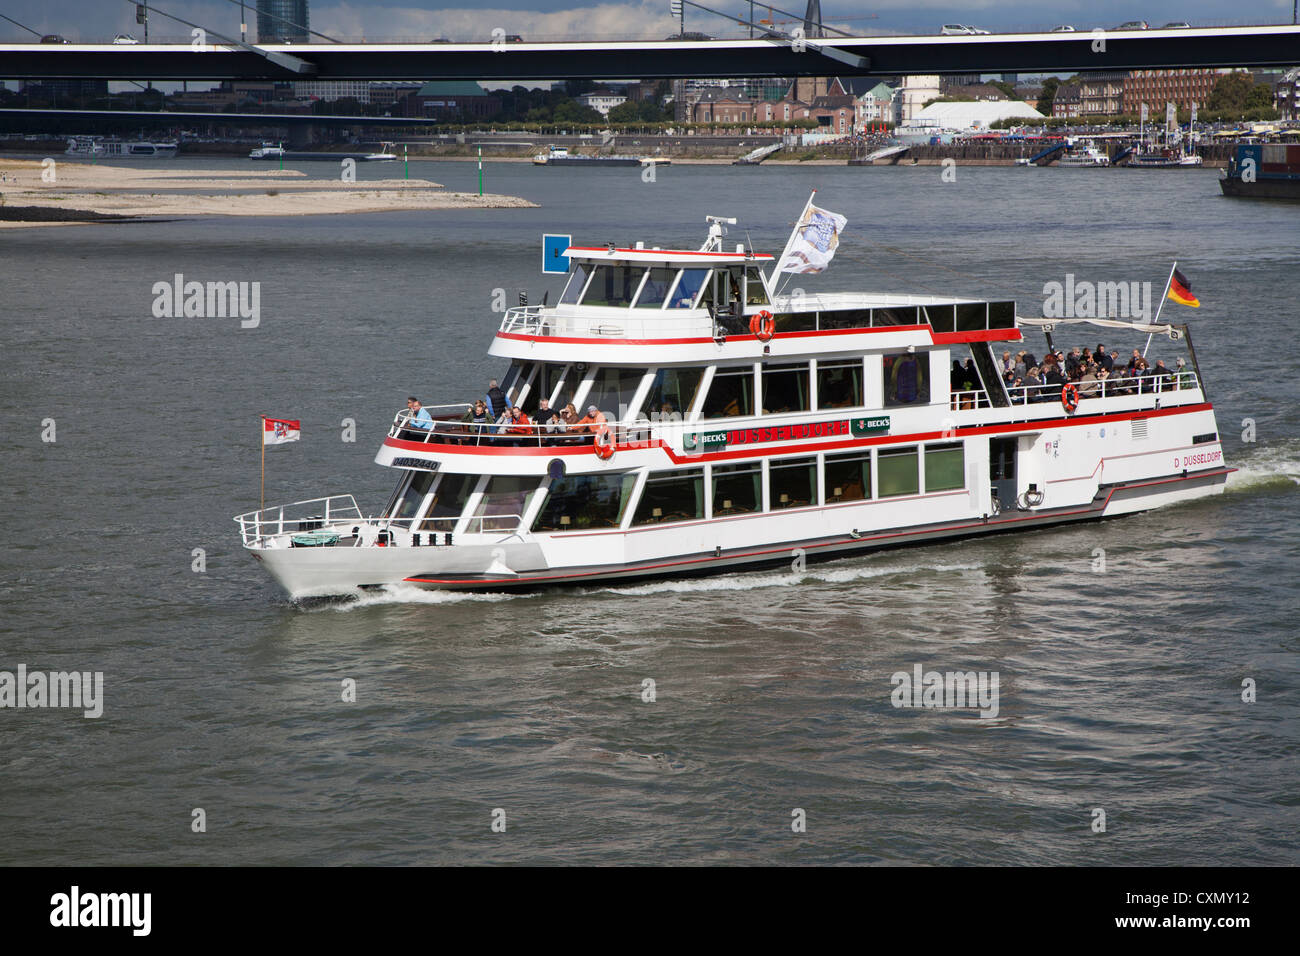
[1,157,1296,865]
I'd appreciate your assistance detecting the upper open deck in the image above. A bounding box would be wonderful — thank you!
[496,240,1020,359]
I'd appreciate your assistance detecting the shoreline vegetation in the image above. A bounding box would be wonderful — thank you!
[0,158,536,228]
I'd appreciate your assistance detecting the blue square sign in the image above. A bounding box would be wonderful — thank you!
[543,233,572,275]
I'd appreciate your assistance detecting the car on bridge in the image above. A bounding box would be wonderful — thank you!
[941,24,990,35]
[1115,21,1150,30]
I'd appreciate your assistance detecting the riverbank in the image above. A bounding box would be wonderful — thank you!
[0,158,536,228]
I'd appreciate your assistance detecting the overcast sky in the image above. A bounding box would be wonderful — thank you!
[2,0,1296,44]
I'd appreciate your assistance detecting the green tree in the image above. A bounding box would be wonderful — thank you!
[1246,82,1275,110]
[989,80,1016,99]
[607,101,641,123]
[1036,76,1060,114]
[1208,71,1253,112]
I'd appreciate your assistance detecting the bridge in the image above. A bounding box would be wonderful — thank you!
[3,25,1299,82]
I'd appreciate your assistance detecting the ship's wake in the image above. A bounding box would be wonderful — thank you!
[1225,439,1300,491]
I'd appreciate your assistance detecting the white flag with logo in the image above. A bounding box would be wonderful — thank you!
[263,417,301,445]
[777,204,848,274]
[1140,102,1148,123]
[1190,101,1198,126]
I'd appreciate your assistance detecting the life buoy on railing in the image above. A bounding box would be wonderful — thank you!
[593,426,614,460]
[748,310,775,343]
[1061,383,1080,414]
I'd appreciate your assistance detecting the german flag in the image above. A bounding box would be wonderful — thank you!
[1167,268,1200,308]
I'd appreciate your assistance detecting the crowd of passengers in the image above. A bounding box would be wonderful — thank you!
[401,380,612,446]
[952,343,1195,406]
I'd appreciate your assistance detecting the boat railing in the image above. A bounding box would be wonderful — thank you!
[462,513,524,534]
[950,388,992,410]
[500,305,547,333]
[234,494,364,545]
[1005,370,1198,406]
[388,407,661,448]
[499,307,717,339]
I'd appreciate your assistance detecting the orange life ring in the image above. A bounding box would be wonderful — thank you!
[1061,383,1080,413]
[593,427,614,460]
[749,310,775,342]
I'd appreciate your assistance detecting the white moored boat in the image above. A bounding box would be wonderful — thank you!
[66,136,178,158]
[236,206,1232,598]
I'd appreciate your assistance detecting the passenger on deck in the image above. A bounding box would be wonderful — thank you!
[461,400,491,443]
[1095,344,1112,372]
[1175,357,1194,388]
[1077,365,1101,397]
[485,379,507,419]
[1001,350,1014,376]
[504,406,534,444]
[405,397,434,437]
[1065,348,1083,377]
[535,399,561,433]
[1024,366,1044,401]
[576,405,608,435]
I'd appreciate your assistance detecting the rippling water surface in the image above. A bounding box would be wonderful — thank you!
[1,158,1297,865]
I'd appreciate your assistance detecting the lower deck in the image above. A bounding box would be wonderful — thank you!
[239,402,1229,597]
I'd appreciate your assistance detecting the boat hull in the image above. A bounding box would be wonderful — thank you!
[249,465,1230,598]
[1219,176,1300,200]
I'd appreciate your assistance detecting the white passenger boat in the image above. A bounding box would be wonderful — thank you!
[66,136,178,158]
[236,205,1232,598]
[1058,144,1110,167]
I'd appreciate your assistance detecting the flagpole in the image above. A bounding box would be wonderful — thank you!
[260,416,266,514]
[1144,261,1176,357]
[774,189,817,298]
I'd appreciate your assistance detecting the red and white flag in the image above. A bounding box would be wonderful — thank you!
[263,417,301,445]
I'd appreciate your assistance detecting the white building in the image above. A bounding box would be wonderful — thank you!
[578,91,628,117]
[896,75,941,125]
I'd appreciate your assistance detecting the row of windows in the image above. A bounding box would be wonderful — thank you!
[502,353,930,422]
[560,263,770,311]
[391,444,966,535]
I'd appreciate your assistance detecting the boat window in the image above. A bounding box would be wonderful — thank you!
[769,457,817,510]
[640,366,706,420]
[522,363,567,414]
[669,269,709,309]
[532,472,637,532]
[824,451,871,503]
[924,443,965,492]
[468,476,539,533]
[389,471,435,526]
[761,362,810,414]
[711,462,761,516]
[878,446,920,497]
[701,366,755,419]
[634,268,677,309]
[560,262,592,305]
[418,473,477,531]
[820,310,871,331]
[583,265,647,308]
[632,468,705,525]
[745,267,770,306]
[817,360,863,409]
[883,352,930,407]
[773,311,816,333]
[584,366,647,420]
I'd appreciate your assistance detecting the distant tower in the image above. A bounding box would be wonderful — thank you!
[803,0,824,39]
[257,0,309,44]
